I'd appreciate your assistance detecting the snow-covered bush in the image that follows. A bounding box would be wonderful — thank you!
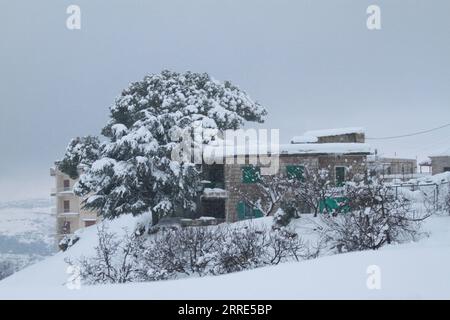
[273,203,299,228]
[321,180,429,253]
[74,222,312,284]
[68,225,140,284]
[59,234,80,252]
[139,226,221,280]
[212,225,270,274]
[293,167,340,216]
[60,70,267,224]
[0,261,15,281]
[444,190,450,215]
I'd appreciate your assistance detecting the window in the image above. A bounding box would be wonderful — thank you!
[206,164,225,189]
[63,200,70,213]
[236,201,263,220]
[286,165,305,181]
[242,166,260,184]
[63,179,70,190]
[335,166,346,187]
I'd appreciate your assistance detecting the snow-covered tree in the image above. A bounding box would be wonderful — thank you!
[236,171,291,217]
[58,136,101,179]
[61,70,267,223]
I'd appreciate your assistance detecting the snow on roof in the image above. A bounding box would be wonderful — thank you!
[303,127,365,138]
[290,135,318,144]
[429,147,450,157]
[203,143,372,158]
[278,143,371,155]
[202,188,228,198]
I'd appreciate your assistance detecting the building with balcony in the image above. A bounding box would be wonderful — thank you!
[50,165,98,241]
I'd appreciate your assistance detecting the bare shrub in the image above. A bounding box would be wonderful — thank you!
[74,222,314,284]
[139,226,220,280]
[212,225,269,274]
[67,225,141,284]
[444,190,450,215]
[321,180,430,253]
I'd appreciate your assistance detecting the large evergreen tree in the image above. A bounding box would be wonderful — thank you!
[60,70,267,224]
[58,136,101,179]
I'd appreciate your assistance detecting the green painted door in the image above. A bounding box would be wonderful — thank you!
[237,201,264,220]
[335,167,346,187]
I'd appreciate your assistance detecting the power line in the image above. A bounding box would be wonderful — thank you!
[366,122,450,140]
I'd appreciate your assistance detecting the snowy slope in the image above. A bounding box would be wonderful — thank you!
[0,213,449,299]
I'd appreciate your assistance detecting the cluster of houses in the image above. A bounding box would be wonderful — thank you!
[51,127,450,240]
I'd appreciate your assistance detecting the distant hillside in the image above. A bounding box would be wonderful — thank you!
[0,199,55,280]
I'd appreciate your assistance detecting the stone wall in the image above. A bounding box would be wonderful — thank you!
[318,154,367,182]
[223,154,367,222]
[317,133,365,144]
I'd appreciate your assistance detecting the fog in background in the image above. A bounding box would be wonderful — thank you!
[1,0,449,201]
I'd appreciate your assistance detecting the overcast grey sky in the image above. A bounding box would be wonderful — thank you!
[1,0,450,201]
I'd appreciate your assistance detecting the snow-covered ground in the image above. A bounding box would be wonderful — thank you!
[0,212,449,299]
[0,199,56,276]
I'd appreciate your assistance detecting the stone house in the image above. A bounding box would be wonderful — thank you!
[198,128,371,222]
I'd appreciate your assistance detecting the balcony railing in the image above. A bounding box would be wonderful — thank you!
[50,187,74,196]
[57,211,80,217]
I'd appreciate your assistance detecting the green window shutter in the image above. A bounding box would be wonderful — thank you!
[237,201,264,220]
[237,201,246,220]
[335,167,346,187]
[242,166,261,184]
[253,208,263,218]
[286,165,305,181]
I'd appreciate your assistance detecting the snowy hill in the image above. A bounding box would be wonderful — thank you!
[0,199,56,278]
[0,213,449,299]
